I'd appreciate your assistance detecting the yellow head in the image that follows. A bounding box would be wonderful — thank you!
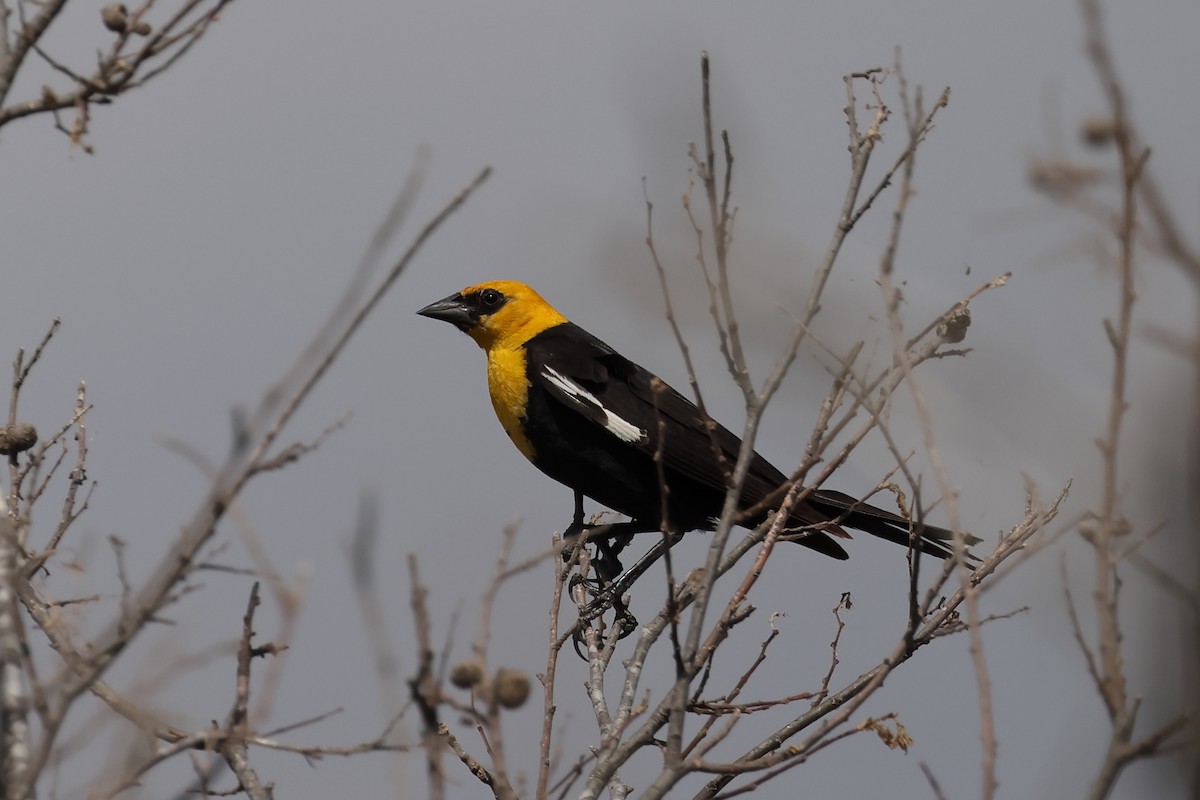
[417,280,568,351]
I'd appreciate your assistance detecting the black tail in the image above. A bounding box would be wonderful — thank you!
[797,489,980,561]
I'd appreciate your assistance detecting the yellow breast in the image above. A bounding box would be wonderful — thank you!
[487,347,537,462]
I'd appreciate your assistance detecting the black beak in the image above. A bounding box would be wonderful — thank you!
[417,293,474,331]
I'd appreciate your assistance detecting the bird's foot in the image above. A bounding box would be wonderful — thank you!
[578,585,637,633]
[570,594,638,657]
[567,571,638,659]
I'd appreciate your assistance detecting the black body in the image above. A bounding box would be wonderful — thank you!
[521,323,968,560]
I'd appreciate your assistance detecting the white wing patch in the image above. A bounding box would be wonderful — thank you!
[542,366,646,444]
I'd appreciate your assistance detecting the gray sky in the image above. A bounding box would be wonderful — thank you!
[2,1,1197,797]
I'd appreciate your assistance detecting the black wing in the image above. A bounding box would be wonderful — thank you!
[525,324,776,496]
[525,323,982,560]
[524,323,853,558]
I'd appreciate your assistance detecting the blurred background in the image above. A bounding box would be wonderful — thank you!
[1,0,1197,797]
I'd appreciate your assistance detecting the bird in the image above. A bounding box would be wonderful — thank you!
[417,280,976,562]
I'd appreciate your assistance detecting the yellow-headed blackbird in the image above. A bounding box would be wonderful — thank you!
[418,281,974,560]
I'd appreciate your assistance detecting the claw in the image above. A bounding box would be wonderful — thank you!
[566,527,684,657]
[571,594,639,657]
[613,603,638,639]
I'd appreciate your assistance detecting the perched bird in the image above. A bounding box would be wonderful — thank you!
[418,281,975,560]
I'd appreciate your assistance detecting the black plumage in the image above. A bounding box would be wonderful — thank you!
[520,322,970,559]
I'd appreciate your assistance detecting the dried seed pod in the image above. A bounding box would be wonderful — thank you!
[449,660,485,690]
[1081,116,1117,148]
[101,3,129,32]
[937,307,971,344]
[0,423,37,455]
[492,668,530,709]
[101,4,150,36]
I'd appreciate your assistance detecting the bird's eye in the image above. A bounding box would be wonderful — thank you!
[479,288,503,308]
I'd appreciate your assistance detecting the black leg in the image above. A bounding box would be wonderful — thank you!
[564,519,664,647]
[563,490,587,540]
[580,531,683,625]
